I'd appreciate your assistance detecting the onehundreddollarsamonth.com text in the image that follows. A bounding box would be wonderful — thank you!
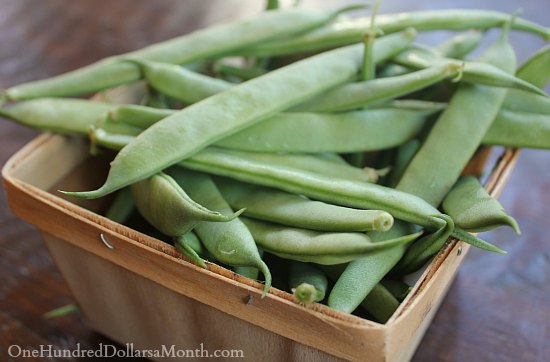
[7,343,245,358]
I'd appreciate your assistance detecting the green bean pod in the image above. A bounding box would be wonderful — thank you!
[435,29,484,59]
[0,98,114,135]
[237,10,549,57]
[380,279,411,302]
[483,108,550,149]
[397,19,517,207]
[127,59,232,104]
[216,177,394,232]
[217,108,430,153]
[288,261,328,304]
[393,47,547,96]
[241,217,422,265]
[174,232,207,269]
[515,45,550,88]
[386,139,421,188]
[234,248,264,281]
[360,284,400,323]
[178,148,447,230]
[502,91,550,114]
[392,215,455,275]
[293,62,462,112]
[442,176,520,234]
[104,187,134,224]
[327,221,416,313]
[130,172,243,237]
[167,168,271,296]
[214,63,267,81]
[4,7,354,100]
[108,104,174,129]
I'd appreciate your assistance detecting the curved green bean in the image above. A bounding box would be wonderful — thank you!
[130,172,243,236]
[241,217,421,265]
[215,177,394,232]
[167,168,271,296]
[442,176,520,234]
[174,232,208,269]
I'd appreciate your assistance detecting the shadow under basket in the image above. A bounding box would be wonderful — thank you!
[2,133,519,362]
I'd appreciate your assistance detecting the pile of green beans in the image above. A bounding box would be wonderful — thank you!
[2,3,549,323]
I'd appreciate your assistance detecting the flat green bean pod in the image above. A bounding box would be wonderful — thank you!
[236,10,550,57]
[126,59,232,104]
[0,98,115,135]
[293,62,462,112]
[178,147,447,230]
[359,283,400,323]
[215,177,394,232]
[174,232,208,269]
[4,7,355,100]
[391,215,455,275]
[241,217,422,265]
[130,172,243,237]
[108,104,174,129]
[442,176,520,234]
[483,110,550,149]
[435,29,484,59]
[515,44,550,88]
[393,46,547,96]
[166,168,271,296]
[327,221,415,313]
[289,262,328,304]
[502,90,550,114]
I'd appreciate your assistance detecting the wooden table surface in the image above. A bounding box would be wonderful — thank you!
[0,1,548,361]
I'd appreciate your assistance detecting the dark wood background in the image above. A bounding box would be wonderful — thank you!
[0,1,548,361]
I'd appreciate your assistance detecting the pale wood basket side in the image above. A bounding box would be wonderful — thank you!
[1,133,519,362]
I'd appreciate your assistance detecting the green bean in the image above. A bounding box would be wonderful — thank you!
[380,279,411,302]
[0,98,114,135]
[293,62,462,112]
[327,221,416,313]
[106,105,434,154]
[397,20,517,207]
[174,232,207,269]
[386,139,421,188]
[360,0,380,82]
[435,29,484,59]
[360,284,400,323]
[241,217,421,265]
[143,87,171,108]
[167,168,271,296]
[104,187,134,224]
[4,7,355,100]
[214,63,267,81]
[288,261,328,304]
[127,59,232,104]
[130,172,243,237]
[502,91,550,114]
[234,248,264,280]
[178,148,447,230]
[236,10,550,57]
[215,177,394,232]
[393,46,547,96]
[483,109,550,149]
[108,104,174,129]
[392,215,456,275]
[442,176,520,234]
[66,30,417,199]
[515,45,550,88]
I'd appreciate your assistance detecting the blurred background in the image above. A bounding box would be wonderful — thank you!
[0,0,548,361]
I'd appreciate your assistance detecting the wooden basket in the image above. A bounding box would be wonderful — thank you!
[2,133,518,361]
